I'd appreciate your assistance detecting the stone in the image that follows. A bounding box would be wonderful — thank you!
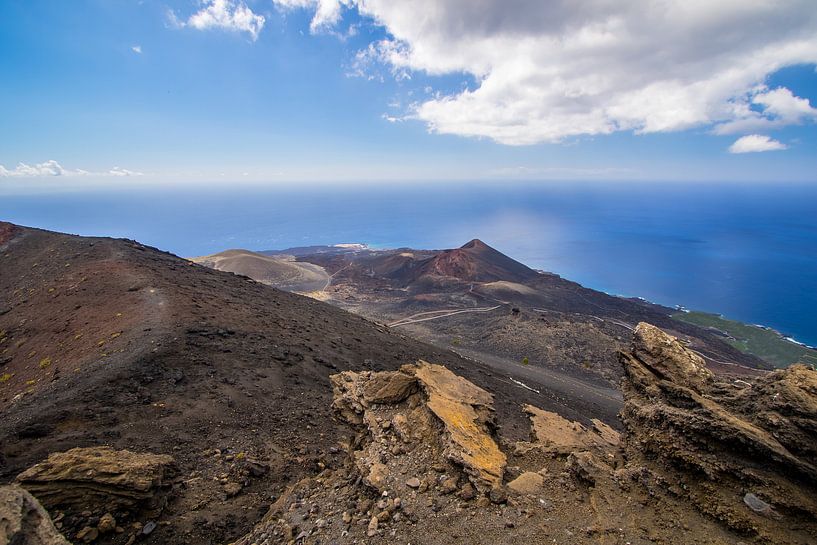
[223,482,243,497]
[0,485,70,545]
[412,362,506,490]
[459,482,477,501]
[16,447,177,515]
[97,513,116,533]
[440,476,459,495]
[520,405,619,454]
[743,493,779,518]
[364,463,389,490]
[629,322,713,392]
[620,323,817,537]
[507,472,545,495]
[406,477,421,489]
[332,361,507,494]
[142,521,157,535]
[489,487,508,505]
[367,516,378,537]
[76,526,98,543]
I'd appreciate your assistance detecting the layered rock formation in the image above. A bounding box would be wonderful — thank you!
[331,360,506,492]
[16,447,177,514]
[620,322,817,543]
[15,447,177,543]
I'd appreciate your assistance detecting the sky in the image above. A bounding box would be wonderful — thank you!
[1,0,817,189]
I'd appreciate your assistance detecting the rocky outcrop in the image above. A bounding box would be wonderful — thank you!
[620,322,817,543]
[16,447,177,516]
[331,360,506,492]
[519,404,619,454]
[0,485,69,545]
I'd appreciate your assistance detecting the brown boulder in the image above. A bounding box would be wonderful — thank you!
[16,447,177,516]
[0,485,70,545]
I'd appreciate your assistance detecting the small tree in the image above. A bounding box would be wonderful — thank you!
[521,356,529,365]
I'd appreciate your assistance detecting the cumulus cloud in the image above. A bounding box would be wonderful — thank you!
[274,0,351,33]
[728,135,788,154]
[714,86,817,134]
[0,160,143,178]
[171,0,265,41]
[276,0,817,145]
[132,45,142,54]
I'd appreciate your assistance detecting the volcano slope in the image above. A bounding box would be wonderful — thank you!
[0,223,605,544]
[2,223,815,545]
[274,239,770,385]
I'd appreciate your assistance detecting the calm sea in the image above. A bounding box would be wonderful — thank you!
[2,182,816,346]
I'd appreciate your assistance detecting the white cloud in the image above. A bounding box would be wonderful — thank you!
[108,167,143,177]
[277,0,817,145]
[171,0,265,41]
[132,45,142,54]
[728,134,788,154]
[0,160,143,178]
[274,0,351,34]
[714,86,817,134]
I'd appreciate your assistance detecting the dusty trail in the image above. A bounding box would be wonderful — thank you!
[387,305,502,327]
[451,347,623,425]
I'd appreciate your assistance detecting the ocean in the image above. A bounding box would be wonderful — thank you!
[2,181,816,346]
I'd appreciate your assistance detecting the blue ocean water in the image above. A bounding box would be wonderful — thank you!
[2,182,816,346]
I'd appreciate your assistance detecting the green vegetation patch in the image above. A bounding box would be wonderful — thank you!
[673,311,817,369]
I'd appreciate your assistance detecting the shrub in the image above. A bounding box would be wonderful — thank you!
[39,357,52,369]
[0,373,13,383]
[522,356,529,365]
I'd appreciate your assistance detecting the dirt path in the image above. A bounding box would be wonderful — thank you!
[388,305,502,327]
[451,347,623,425]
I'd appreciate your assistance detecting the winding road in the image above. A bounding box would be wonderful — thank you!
[387,305,502,327]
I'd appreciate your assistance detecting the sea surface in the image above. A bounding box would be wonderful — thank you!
[2,182,816,346]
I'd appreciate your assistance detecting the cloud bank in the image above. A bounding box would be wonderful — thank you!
[275,0,817,145]
[171,0,265,41]
[0,160,143,178]
[728,135,788,154]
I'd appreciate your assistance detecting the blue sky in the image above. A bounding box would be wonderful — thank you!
[1,0,817,188]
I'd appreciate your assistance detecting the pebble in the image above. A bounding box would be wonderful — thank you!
[97,513,117,533]
[406,477,421,489]
[224,482,243,497]
[76,526,99,543]
[367,516,379,537]
[440,476,459,495]
[459,483,476,501]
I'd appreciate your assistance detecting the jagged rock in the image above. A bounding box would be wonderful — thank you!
[629,322,713,391]
[331,361,506,492]
[16,447,177,516]
[0,485,70,545]
[565,451,609,485]
[520,404,619,453]
[507,472,544,495]
[620,322,817,542]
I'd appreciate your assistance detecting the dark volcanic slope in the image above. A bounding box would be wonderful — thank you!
[415,239,539,283]
[0,223,614,545]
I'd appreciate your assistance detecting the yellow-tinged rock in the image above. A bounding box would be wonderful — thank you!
[412,361,505,489]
